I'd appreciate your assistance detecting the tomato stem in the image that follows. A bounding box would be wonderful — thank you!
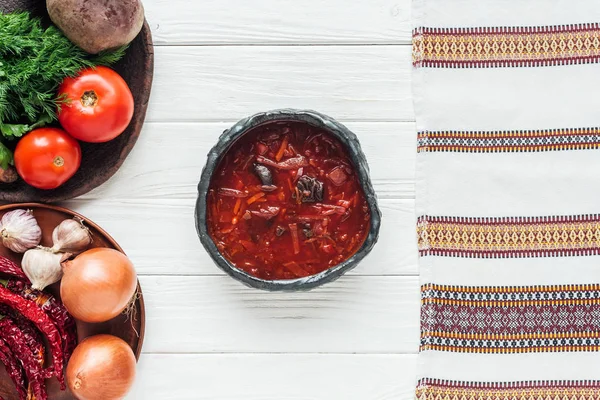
[80,90,98,107]
[53,156,64,167]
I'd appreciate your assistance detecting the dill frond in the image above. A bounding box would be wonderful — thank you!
[0,12,126,136]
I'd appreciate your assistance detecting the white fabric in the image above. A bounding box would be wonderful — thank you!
[418,352,600,382]
[420,256,600,287]
[414,65,600,132]
[413,0,600,389]
[413,0,600,30]
[422,151,600,216]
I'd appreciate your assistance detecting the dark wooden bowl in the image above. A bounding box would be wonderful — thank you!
[195,109,382,291]
[0,203,145,400]
[0,0,154,203]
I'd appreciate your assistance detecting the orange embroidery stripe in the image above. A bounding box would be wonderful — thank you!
[417,215,600,258]
[420,344,600,353]
[416,379,600,400]
[422,283,600,293]
[413,24,600,68]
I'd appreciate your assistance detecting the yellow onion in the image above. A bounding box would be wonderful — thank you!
[67,334,136,400]
[61,248,137,323]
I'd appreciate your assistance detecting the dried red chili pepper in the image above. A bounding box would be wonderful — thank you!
[0,317,47,400]
[6,280,77,368]
[8,312,46,399]
[0,337,27,400]
[0,305,45,367]
[0,256,28,280]
[0,286,63,388]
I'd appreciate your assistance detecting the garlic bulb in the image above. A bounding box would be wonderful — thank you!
[51,218,92,254]
[0,209,42,253]
[22,247,66,290]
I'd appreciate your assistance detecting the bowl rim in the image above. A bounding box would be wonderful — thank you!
[195,109,382,291]
[0,202,146,359]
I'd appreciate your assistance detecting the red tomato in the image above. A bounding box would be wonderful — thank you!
[58,66,134,143]
[14,128,82,190]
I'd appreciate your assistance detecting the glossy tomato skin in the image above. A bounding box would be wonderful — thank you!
[14,128,82,190]
[58,66,134,143]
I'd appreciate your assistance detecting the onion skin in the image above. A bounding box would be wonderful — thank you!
[67,334,136,400]
[61,248,137,323]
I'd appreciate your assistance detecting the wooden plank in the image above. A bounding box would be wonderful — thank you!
[129,354,417,399]
[79,122,416,200]
[132,275,419,354]
[62,198,418,277]
[146,46,413,123]
[144,0,412,45]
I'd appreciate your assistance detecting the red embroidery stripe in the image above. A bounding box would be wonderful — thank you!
[413,23,600,36]
[421,283,600,293]
[417,215,600,225]
[417,379,600,389]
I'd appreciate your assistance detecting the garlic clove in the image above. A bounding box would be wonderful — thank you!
[0,209,42,253]
[51,218,92,255]
[22,247,65,291]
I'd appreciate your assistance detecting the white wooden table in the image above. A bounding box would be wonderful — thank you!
[66,1,418,398]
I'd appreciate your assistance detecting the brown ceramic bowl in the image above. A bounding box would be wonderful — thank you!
[0,0,154,203]
[0,203,145,400]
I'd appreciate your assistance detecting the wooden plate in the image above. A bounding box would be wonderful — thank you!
[0,203,145,400]
[0,0,154,203]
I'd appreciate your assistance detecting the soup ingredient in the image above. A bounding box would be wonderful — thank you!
[0,279,78,397]
[218,188,248,198]
[67,334,136,400]
[47,0,145,54]
[253,164,277,191]
[207,122,371,280]
[0,286,64,387]
[0,13,126,140]
[3,310,46,370]
[0,165,18,184]
[7,279,77,364]
[0,144,12,173]
[9,314,45,399]
[14,128,82,190]
[0,317,47,399]
[256,154,308,170]
[0,210,42,253]
[0,144,15,184]
[0,337,27,400]
[61,248,137,323]
[58,67,135,143]
[295,176,324,203]
[21,217,93,290]
[0,257,27,280]
[51,218,92,254]
[21,248,65,291]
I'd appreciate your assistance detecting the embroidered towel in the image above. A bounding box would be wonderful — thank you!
[412,1,600,398]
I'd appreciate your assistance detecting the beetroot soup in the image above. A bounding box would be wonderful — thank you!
[206,122,371,280]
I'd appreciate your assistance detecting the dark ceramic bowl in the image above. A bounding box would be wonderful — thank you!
[195,109,381,291]
[0,0,153,203]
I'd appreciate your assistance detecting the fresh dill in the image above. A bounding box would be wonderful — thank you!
[0,12,127,141]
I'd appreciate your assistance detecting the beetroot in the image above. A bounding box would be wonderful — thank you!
[47,0,144,54]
